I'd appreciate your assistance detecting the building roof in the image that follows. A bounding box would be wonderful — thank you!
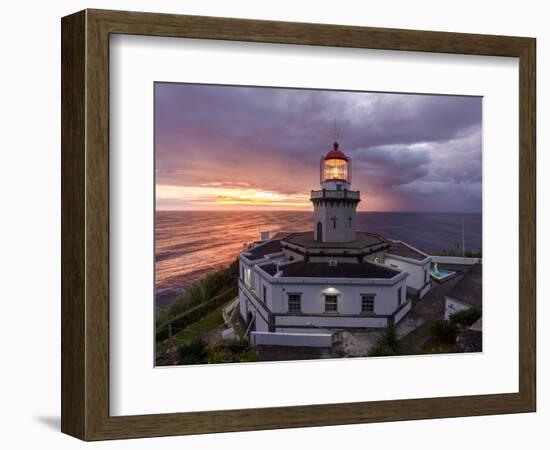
[260,261,400,279]
[283,231,386,250]
[270,231,299,240]
[387,241,428,261]
[245,240,283,261]
[445,263,482,307]
[323,142,349,161]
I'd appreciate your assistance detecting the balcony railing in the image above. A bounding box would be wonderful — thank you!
[311,189,360,200]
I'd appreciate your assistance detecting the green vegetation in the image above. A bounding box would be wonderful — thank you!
[155,258,260,366]
[178,339,209,365]
[370,306,481,357]
[208,340,260,364]
[156,305,226,353]
[399,321,432,353]
[430,320,459,345]
[449,306,481,328]
[368,324,402,357]
[156,286,237,342]
[156,259,239,327]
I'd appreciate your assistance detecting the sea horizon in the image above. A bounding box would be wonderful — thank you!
[156,209,482,214]
[155,210,482,308]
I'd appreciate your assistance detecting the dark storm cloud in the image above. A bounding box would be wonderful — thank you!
[155,83,482,212]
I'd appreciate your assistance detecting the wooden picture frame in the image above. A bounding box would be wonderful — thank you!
[61,9,536,441]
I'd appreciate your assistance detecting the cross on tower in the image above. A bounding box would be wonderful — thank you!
[331,216,338,229]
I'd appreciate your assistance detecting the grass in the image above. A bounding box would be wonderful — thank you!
[399,321,455,355]
[156,303,227,353]
[399,322,432,354]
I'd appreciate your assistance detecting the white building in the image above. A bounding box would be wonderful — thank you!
[238,142,433,347]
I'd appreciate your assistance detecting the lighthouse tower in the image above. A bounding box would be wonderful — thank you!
[311,142,361,243]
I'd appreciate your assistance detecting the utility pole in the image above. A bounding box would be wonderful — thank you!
[462,219,465,257]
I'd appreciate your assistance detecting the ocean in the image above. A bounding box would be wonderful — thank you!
[155,211,482,308]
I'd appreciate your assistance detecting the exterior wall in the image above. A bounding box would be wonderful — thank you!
[238,288,248,321]
[238,280,271,332]
[321,181,350,190]
[307,249,386,264]
[238,245,411,345]
[394,301,412,324]
[250,331,332,347]
[431,255,482,265]
[384,255,430,292]
[419,282,432,298]
[275,314,388,330]
[269,277,407,317]
[254,313,269,332]
[281,247,304,262]
[444,297,471,320]
[313,199,357,243]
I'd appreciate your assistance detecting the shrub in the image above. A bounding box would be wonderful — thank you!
[377,324,401,353]
[430,320,458,345]
[178,338,208,365]
[207,340,259,364]
[450,307,482,328]
[368,324,401,357]
[156,259,239,327]
[368,344,399,357]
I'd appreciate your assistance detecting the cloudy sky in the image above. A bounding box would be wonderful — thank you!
[155,83,482,212]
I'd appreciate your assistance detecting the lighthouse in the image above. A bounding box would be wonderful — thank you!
[238,143,435,347]
[311,142,361,243]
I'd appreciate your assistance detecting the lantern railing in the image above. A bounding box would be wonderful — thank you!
[311,190,360,200]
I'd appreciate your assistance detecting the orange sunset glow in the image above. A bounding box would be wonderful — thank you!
[156,184,311,210]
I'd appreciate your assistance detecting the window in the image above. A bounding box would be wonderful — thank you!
[288,294,301,313]
[316,221,323,241]
[361,294,375,313]
[325,295,338,313]
[262,285,267,303]
[241,266,244,280]
[424,268,428,283]
[397,287,403,305]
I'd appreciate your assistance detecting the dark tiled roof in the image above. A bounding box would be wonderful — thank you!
[261,261,400,279]
[387,242,428,261]
[260,263,278,276]
[283,231,386,249]
[270,231,300,240]
[445,263,482,307]
[245,240,283,261]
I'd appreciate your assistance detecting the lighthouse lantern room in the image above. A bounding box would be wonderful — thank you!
[320,141,351,189]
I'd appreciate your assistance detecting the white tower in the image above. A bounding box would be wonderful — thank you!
[311,142,361,243]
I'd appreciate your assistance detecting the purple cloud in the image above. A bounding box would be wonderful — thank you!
[155,83,482,212]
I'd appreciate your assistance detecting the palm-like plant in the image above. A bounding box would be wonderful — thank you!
[368,324,402,357]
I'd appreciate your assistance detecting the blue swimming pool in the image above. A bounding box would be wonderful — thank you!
[430,264,456,282]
